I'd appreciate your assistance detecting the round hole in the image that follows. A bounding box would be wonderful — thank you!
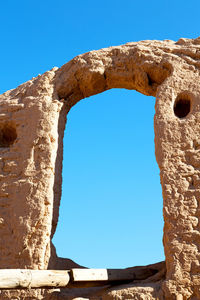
[173,94,191,118]
[0,124,17,147]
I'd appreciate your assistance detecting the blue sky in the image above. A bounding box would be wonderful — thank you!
[0,1,199,268]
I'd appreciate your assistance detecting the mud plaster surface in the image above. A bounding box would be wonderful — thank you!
[1,37,200,299]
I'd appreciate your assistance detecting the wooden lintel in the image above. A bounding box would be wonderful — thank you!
[71,268,136,282]
[0,267,151,289]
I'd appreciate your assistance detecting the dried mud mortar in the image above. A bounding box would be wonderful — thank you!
[1,37,200,299]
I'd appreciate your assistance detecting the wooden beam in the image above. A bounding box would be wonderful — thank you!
[0,267,160,289]
[0,269,70,289]
[71,268,136,282]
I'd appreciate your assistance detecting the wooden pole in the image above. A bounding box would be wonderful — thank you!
[0,267,158,289]
[0,269,70,289]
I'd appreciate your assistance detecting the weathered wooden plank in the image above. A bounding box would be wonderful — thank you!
[0,269,70,289]
[71,268,136,282]
[72,269,108,282]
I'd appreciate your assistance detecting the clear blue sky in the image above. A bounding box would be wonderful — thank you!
[0,1,199,269]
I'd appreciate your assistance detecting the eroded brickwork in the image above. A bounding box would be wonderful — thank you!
[1,37,200,299]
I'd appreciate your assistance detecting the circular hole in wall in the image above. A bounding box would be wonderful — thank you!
[0,123,17,147]
[173,93,191,118]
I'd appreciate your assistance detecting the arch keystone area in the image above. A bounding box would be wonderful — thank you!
[1,37,200,299]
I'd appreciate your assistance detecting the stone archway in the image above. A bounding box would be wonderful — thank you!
[1,36,200,299]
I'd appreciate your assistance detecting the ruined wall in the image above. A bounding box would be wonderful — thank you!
[1,37,200,299]
[0,69,67,270]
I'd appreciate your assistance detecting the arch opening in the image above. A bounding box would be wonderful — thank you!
[52,89,164,269]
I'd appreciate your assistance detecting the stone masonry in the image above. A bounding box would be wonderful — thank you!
[1,37,200,299]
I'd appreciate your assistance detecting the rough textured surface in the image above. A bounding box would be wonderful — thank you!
[1,36,200,299]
